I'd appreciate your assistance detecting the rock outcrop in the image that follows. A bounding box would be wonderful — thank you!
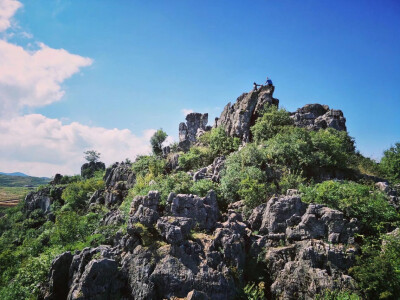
[81,161,106,178]
[24,186,64,215]
[102,162,135,207]
[179,113,210,151]
[291,103,347,131]
[214,85,279,142]
[190,156,226,182]
[46,191,359,299]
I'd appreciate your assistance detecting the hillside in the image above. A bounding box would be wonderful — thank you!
[0,84,399,300]
[0,174,50,187]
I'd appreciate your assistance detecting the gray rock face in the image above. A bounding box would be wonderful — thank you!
[129,191,160,228]
[191,156,226,182]
[258,195,357,244]
[24,186,64,215]
[179,113,209,151]
[156,216,194,244]
[267,240,357,299]
[291,104,347,131]
[167,191,219,231]
[103,162,136,207]
[68,258,124,300]
[81,161,106,179]
[214,85,279,142]
[46,191,359,300]
[46,252,73,300]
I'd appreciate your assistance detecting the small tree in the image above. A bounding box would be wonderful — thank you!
[150,129,168,156]
[84,150,101,163]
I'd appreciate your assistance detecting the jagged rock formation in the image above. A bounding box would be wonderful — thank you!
[214,85,279,142]
[179,113,210,151]
[102,162,136,207]
[189,156,226,182]
[45,192,359,299]
[291,103,347,131]
[376,181,399,209]
[81,161,106,178]
[24,186,64,216]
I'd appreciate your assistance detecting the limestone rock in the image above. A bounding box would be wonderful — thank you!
[291,104,347,131]
[128,191,160,228]
[46,252,73,300]
[24,186,64,215]
[167,191,219,231]
[267,240,357,299]
[156,216,194,244]
[179,113,209,151]
[81,161,105,179]
[214,85,279,142]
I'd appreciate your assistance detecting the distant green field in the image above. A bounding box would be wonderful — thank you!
[0,174,49,187]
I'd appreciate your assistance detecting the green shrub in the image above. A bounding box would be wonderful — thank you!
[61,177,105,211]
[178,146,213,171]
[314,290,361,300]
[380,142,400,183]
[277,169,306,194]
[199,127,241,157]
[132,155,166,178]
[190,179,219,197]
[220,144,275,207]
[300,180,399,235]
[351,233,400,300]
[251,105,294,143]
[310,128,355,170]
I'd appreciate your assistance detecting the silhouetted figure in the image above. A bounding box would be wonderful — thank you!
[266,77,273,86]
[253,82,261,91]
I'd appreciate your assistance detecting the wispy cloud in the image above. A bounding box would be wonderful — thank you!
[181,108,194,116]
[0,0,21,32]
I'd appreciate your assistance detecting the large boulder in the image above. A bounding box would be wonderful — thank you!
[291,104,347,131]
[128,191,161,228]
[214,85,279,142]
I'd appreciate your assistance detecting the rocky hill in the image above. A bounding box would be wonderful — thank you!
[0,84,399,300]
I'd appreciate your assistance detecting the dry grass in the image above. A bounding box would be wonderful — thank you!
[0,187,31,207]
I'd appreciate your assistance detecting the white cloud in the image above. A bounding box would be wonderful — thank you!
[0,40,93,117]
[0,114,155,177]
[181,108,194,116]
[0,0,21,32]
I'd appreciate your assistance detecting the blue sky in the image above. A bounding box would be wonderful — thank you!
[0,0,399,176]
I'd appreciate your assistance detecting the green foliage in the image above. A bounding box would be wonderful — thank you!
[315,290,361,300]
[264,127,355,176]
[251,105,294,143]
[178,146,213,171]
[300,180,399,235]
[277,169,306,193]
[243,282,266,300]
[351,233,400,300]
[190,179,219,197]
[59,174,82,184]
[380,142,400,183]
[129,171,193,206]
[352,152,382,177]
[61,177,105,211]
[199,127,241,156]
[150,129,168,156]
[310,128,355,170]
[220,144,275,207]
[83,150,101,163]
[132,155,166,178]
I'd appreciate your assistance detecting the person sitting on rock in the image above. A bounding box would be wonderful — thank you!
[253,82,261,91]
[266,77,273,86]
